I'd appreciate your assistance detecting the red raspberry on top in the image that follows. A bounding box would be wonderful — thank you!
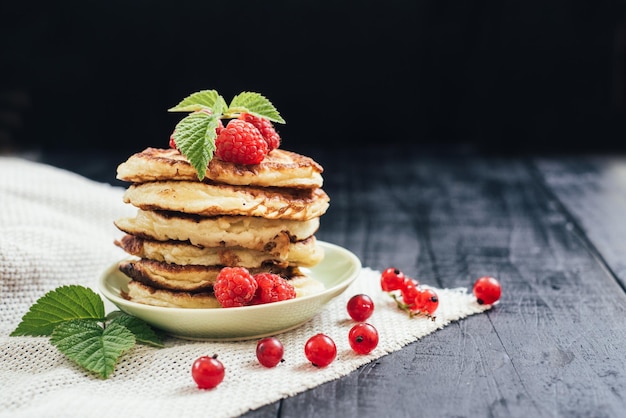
[239,112,281,151]
[251,273,296,304]
[213,267,258,307]
[215,119,268,164]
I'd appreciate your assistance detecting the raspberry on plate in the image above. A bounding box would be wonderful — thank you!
[251,273,296,304]
[239,112,281,151]
[213,267,258,307]
[215,119,268,165]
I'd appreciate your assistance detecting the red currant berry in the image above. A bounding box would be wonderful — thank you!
[191,355,225,389]
[401,278,419,308]
[380,267,405,291]
[413,288,439,315]
[256,337,284,368]
[304,333,337,368]
[348,323,379,355]
[473,276,502,305]
[346,293,374,322]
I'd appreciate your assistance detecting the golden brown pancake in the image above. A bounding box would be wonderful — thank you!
[124,281,222,309]
[116,147,324,188]
[122,180,329,220]
[119,258,305,292]
[114,210,320,256]
[115,234,324,268]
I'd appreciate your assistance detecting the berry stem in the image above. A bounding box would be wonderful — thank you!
[389,293,436,321]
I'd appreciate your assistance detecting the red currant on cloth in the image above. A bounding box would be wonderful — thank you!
[473,276,502,305]
[215,119,268,165]
[346,294,374,322]
[213,267,258,307]
[256,337,284,368]
[412,288,439,315]
[401,278,420,308]
[239,112,281,151]
[380,267,405,291]
[191,355,225,389]
[304,333,337,368]
[348,323,379,355]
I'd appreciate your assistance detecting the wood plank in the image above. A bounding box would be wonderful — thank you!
[534,156,626,288]
[242,147,626,417]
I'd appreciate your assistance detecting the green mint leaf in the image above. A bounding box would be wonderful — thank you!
[228,92,285,124]
[110,313,164,347]
[173,111,219,180]
[168,89,228,112]
[50,320,136,379]
[11,285,105,337]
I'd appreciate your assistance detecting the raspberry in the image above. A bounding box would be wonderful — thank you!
[251,273,296,304]
[213,267,258,307]
[215,119,268,164]
[239,112,281,151]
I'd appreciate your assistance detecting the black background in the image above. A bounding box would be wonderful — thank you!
[1,0,625,155]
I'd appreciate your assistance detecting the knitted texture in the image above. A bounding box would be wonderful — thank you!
[0,157,491,418]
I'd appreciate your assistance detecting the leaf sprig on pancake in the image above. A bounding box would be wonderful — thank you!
[169,90,285,180]
[11,285,163,379]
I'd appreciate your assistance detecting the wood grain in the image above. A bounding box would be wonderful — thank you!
[245,146,626,417]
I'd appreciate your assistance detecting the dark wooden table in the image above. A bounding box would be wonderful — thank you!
[38,143,626,417]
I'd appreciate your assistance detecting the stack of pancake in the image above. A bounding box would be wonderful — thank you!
[113,147,330,308]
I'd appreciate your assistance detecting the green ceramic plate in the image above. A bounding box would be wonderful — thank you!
[98,241,361,341]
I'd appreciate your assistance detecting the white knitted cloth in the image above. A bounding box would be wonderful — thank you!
[0,156,491,418]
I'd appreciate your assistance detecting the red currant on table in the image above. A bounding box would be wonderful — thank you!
[304,333,337,368]
[256,337,284,368]
[412,288,439,315]
[380,267,405,291]
[473,276,502,305]
[191,355,225,389]
[348,323,379,355]
[346,293,374,322]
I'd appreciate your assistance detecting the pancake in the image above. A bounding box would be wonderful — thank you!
[124,281,222,309]
[122,180,329,220]
[119,258,305,292]
[115,234,324,268]
[124,274,326,309]
[116,147,324,188]
[114,210,320,255]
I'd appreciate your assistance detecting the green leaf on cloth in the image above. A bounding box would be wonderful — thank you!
[10,285,105,336]
[50,321,136,379]
[109,312,164,348]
